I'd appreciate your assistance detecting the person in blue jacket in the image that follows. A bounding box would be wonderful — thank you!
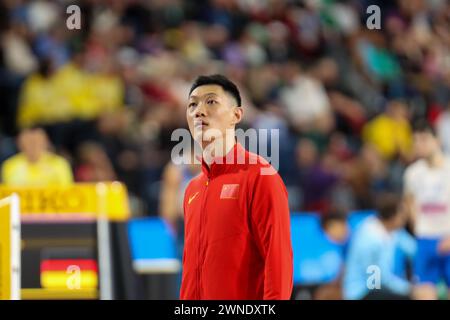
[343,193,417,300]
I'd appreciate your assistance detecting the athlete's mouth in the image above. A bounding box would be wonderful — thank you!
[194,120,209,129]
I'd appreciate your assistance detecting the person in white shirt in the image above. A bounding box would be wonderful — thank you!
[403,120,450,299]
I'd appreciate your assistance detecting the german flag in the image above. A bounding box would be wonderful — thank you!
[40,259,98,289]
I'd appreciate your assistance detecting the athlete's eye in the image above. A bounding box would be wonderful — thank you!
[207,99,217,105]
[188,102,197,108]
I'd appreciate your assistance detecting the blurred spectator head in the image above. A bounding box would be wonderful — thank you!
[386,99,409,121]
[312,57,339,87]
[360,143,387,176]
[17,127,49,163]
[78,142,108,166]
[320,210,349,244]
[75,142,117,182]
[412,119,440,159]
[295,138,318,168]
[375,193,407,229]
[37,56,55,78]
[281,60,302,84]
[97,111,129,136]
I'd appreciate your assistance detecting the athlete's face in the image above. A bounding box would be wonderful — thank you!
[414,131,440,159]
[187,85,242,148]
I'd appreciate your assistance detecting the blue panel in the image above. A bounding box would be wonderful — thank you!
[290,213,345,285]
[128,217,178,260]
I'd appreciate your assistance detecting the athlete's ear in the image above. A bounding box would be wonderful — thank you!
[232,106,243,126]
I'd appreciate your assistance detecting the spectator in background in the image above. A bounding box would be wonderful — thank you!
[362,99,413,162]
[17,50,125,152]
[343,193,417,300]
[294,138,339,214]
[321,211,350,245]
[436,102,450,155]
[321,133,357,214]
[75,142,117,182]
[345,144,390,209]
[50,49,101,125]
[314,211,349,300]
[279,61,335,135]
[1,127,73,186]
[159,148,201,283]
[159,149,201,229]
[89,56,125,115]
[1,11,38,77]
[403,120,450,300]
[17,57,72,129]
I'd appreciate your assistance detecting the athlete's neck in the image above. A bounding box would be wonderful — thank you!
[201,133,236,167]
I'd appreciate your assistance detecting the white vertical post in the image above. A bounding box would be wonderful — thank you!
[96,183,113,300]
[10,193,21,300]
[0,193,21,300]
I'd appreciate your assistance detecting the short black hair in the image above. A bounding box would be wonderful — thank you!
[375,193,401,221]
[412,118,436,136]
[189,74,242,107]
[320,209,347,230]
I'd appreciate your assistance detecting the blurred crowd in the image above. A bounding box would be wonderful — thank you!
[0,0,449,221]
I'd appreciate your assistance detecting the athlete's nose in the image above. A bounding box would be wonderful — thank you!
[195,101,207,117]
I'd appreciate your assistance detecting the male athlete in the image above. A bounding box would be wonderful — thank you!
[404,120,450,299]
[180,74,293,300]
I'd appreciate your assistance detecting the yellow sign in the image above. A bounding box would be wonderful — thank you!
[41,270,98,289]
[0,194,20,300]
[0,182,130,221]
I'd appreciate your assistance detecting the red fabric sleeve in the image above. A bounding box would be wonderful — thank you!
[250,170,293,300]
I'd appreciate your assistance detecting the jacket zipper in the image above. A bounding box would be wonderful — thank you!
[197,176,209,299]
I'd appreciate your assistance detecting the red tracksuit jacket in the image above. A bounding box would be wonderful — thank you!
[180,142,293,300]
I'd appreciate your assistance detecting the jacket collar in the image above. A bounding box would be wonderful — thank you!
[199,142,246,178]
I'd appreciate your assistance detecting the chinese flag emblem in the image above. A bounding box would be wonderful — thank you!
[220,184,240,199]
